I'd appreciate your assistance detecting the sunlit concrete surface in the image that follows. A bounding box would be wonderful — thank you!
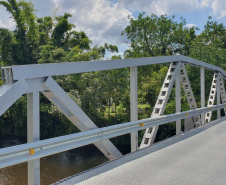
[54,117,226,185]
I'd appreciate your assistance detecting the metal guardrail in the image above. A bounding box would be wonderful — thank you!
[0,103,225,169]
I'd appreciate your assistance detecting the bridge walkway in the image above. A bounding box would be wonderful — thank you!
[54,117,226,185]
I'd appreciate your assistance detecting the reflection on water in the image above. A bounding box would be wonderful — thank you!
[41,146,108,184]
[0,136,127,185]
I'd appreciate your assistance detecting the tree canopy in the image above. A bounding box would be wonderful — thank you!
[122,12,199,58]
[0,2,225,147]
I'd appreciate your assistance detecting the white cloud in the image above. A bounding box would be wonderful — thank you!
[108,52,123,58]
[118,0,203,15]
[51,0,132,46]
[0,0,132,47]
[0,5,16,30]
[201,0,211,7]
[211,0,226,18]
[199,0,226,19]
[118,0,226,19]
[1,0,226,60]
[184,23,197,28]
[0,19,15,30]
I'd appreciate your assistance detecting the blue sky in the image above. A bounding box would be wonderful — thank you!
[0,0,225,59]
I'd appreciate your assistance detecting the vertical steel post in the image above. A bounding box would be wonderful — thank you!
[201,67,205,124]
[130,67,138,152]
[27,92,40,185]
[217,74,221,119]
[176,62,181,135]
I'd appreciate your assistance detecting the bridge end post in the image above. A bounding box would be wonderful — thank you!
[27,92,40,185]
[130,67,138,152]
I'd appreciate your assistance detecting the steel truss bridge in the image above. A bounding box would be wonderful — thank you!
[1,55,226,184]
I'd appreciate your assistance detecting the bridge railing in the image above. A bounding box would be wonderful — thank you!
[0,103,225,170]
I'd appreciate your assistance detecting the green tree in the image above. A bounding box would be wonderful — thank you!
[139,66,168,107]
[188,16,226,100]
[111,55,122,60]
[122,12,198,58]
[37,16,53,45]
[99,68,129,117]
[190,16,226,68]
[0,0,39,65]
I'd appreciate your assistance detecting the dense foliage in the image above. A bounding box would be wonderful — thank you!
[0,1,226,148]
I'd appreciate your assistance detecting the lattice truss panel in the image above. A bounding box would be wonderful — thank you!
[140,62,201,149]
[180,63,201,127]
[205,73,226,123]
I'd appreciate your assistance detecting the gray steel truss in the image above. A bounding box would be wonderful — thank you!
[1,55,226,185]
[140,62,201,149]
[0,80,29,116]
[140,62,181,149]
[7,55,226,80]
[180,63,201,126]
[219,76,226,115]
[0,75,122,161]
[205,73,226,123]
[205,72,220,123]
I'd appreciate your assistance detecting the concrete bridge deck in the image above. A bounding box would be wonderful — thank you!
[54,117,226,185]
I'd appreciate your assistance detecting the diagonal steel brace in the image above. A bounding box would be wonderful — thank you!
[42,77,122,160]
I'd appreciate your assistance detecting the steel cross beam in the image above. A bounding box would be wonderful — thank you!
[0,104,225,170]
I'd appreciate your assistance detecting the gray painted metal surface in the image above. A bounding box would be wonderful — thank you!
[27,92,40,185]
[175,62,181,135]
[130,66,138,152]
[200,67,205,124]
[205,72,220,123]
[140,62,180,148]
[140,62,201,149]
[6,55,226,80]
[54,117,226,185]
[219,76,226,114]
[0,80,29,116]
[1,55,226,185]
[0,103,225,169]
[217,73,221,118]
[181,63,201,124]
[184,116,194,131]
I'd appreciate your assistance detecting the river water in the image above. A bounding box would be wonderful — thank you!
[0,136,129,185]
